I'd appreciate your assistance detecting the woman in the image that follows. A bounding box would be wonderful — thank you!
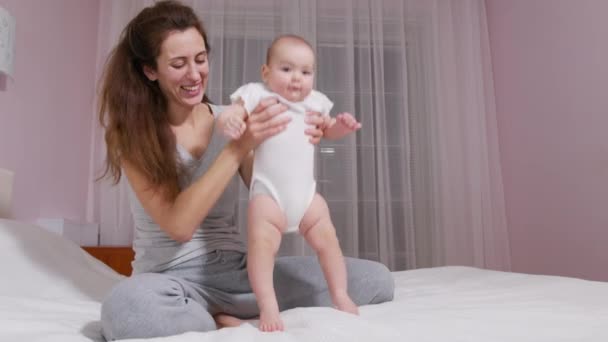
[98,1,394,340]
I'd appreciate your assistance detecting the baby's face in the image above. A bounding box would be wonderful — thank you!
[263,41,315,102]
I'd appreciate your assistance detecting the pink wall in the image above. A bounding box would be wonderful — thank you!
[0,0,99,222]
[486,0,608,281]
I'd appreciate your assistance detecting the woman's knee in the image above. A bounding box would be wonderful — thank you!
[101,274,164,339]
[101,273,216,340]
[368,262,395,304]
[102,275,146,317]
[346,258,395,304]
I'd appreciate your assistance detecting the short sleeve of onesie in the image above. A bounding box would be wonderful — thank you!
[307,90,334,117]
[229,83,268,115]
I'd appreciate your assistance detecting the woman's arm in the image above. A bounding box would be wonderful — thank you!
[125,98,289,242]
[124,141,246,242]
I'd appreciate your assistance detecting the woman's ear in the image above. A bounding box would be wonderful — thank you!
[143,65,158,81]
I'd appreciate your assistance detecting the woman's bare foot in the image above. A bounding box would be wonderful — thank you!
[333,292,359,315]
[259,309,284,332]
[214,313,245,328]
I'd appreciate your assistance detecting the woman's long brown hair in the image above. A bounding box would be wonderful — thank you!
[98,0,210,198]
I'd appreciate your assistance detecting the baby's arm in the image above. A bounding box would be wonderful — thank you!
[323,112,362,140]
[217,100,247,140]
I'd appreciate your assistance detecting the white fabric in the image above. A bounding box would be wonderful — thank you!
[230,82,333,116]
[2,219,608,342]
[0,219,122,302]
[231,82,331,232]
[88,0,510,271]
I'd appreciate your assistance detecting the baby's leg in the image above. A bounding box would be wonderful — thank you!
[248,194,287,332]
[299,194,359,315]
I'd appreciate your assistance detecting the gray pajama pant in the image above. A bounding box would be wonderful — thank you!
[100,250,394,340]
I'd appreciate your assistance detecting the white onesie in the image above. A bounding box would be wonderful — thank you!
[230,82,333,233]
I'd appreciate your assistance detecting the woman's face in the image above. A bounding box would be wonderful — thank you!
[144,27,209,113]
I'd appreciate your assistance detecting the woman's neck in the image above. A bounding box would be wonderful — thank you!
[168,103,197,127]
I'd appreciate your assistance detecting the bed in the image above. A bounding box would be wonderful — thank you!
[1,218,607,342]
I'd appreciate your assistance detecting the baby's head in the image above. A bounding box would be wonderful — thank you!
[262,35,315,102]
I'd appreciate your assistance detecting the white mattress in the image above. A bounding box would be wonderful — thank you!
[1,218,607,341]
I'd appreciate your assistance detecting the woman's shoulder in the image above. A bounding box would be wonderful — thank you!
[206,103,229,118]
[194,102,224,118]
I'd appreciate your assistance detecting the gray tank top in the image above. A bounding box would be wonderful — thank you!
[128,104,246,274]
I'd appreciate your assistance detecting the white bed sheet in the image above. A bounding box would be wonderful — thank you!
[1,218,607,341]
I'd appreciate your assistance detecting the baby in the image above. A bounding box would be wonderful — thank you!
[217,35,361,332]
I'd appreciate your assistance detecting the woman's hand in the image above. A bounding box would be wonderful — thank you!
[235,97,290,152]
[305,111,331,144]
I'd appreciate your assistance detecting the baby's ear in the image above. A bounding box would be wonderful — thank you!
[261,64,270,83]
[143,65,158,81]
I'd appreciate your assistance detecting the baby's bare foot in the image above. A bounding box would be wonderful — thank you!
[334,292,359,315]
[214,313,245,328]
[258,310,284,332]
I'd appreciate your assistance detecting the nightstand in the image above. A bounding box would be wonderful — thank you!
[82,246,134,276]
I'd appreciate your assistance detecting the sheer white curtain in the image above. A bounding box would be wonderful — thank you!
[88,0,511,271]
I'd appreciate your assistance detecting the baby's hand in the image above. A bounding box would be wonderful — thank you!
[218,104,247,140]
[335,112,362,132]
[323,112,361,140]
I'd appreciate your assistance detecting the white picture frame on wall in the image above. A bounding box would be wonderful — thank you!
[0,6,16,78]
[0,168,14,218]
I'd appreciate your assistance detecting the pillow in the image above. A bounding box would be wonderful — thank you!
[0,219,123,302]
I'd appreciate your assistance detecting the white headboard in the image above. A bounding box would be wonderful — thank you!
[0,168,14,218]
